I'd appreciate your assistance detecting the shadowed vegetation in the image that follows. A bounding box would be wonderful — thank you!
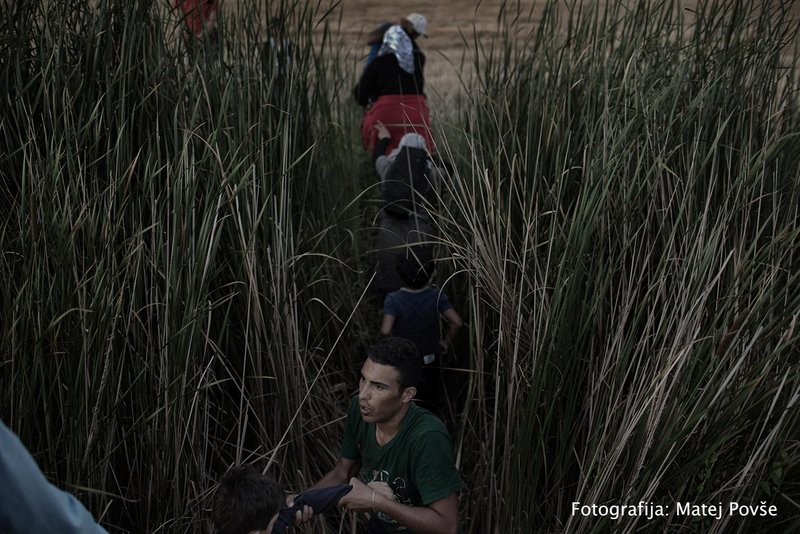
[1,0,799,532]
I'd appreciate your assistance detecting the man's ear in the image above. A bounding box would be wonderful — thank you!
[401,386,417,403]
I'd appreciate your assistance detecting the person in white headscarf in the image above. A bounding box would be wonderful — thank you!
[354,25,425,106]
[376,25,415,74]
[364,13,428,68]
[354,20,435,156]
[375,131,428,179]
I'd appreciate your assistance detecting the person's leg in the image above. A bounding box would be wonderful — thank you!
[417,357,444,413]
[375,213,410,298]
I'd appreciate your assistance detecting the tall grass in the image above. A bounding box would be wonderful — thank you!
[440,0,800,532]
[1,0,369,531]
[2,0,799,532]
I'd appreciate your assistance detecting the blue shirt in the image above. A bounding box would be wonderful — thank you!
[384,286,453,357]
[273,484,352,534]
[0,420,107,533]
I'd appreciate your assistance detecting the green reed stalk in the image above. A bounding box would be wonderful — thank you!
[1,0,368,531]
[438,1,800,532]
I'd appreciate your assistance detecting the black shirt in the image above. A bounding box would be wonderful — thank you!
[354,50,426,106]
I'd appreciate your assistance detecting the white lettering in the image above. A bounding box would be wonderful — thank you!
[730,502,777,517]
[570,501,666,519]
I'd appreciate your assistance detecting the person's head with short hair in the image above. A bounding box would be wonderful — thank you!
[397,252,433,290]
[367,337,422,391]
[212,465,283,534]
[358,337,422,424]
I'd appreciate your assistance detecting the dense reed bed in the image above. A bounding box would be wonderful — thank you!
[441,1,800,532]
[1,0,371,531]
[1,0,798,532]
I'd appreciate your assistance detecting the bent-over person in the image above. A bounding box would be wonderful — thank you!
[299,337,463,534]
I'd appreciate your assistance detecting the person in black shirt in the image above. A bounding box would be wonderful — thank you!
[369,122,438,308]
[354,41,425,107]
[355,23,435,155]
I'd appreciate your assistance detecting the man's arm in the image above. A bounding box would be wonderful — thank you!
[373,122,392,180]
[290,456,360,525]
[341,478,458,534]
[373,121,392,163]
[308,456,360,491]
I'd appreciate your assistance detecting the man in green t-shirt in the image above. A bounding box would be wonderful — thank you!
[302,336,463,533]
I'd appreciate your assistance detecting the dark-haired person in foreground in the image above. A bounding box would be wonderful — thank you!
[300,337,463,534]
[212,465,354,534]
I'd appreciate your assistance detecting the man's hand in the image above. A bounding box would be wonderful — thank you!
[286,494,313,525]
[339,477,393,512]
[368,480,396,501]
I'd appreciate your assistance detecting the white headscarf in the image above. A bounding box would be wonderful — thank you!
[387,132,428,161]
[377,25,415,74]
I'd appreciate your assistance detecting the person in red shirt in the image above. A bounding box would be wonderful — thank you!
[355,19,435,155]
[174,0,219,42]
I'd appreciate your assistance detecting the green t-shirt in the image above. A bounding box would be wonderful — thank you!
[340,396,464,533]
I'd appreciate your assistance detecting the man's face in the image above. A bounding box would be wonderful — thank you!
[358,358,412,424]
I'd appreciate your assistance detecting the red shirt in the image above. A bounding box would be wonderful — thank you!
[174,0,218,38]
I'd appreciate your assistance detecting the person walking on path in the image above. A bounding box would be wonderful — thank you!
[381,253,463,407]
[355,21,435,155]
[371,122,439,306]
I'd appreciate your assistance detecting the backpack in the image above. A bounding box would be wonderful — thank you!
[381,146,432,217]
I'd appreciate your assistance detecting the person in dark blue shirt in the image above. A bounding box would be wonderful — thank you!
[380,253,463,405]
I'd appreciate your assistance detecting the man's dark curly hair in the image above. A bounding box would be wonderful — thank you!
[367,336,422,390]
[212,465,283,534]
